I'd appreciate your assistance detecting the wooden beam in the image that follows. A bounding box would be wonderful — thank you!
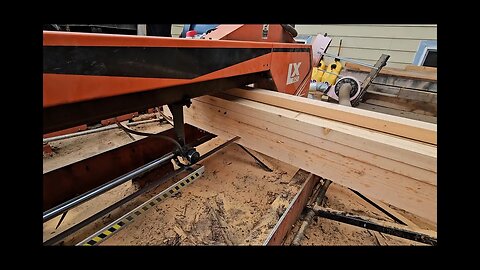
[172,96,437,223]
[363,91,437,116]
[357,103,437,124]
[345,62,437,82]
[187,96,436,183]
[404,65,437,73]
[225,88,437,145]
[202,94,436,179]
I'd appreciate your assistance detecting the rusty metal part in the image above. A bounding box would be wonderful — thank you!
[291,210,315,246]
[311,205,437,246]
[43,124,213,212]
[43,143,53,155]
[315,179,332,205]
[291,178,331,245]
[263,172,320,245]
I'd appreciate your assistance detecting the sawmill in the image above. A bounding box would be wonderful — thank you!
[43,24,437,246]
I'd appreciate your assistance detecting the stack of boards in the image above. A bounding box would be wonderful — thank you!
[165,88,437,225]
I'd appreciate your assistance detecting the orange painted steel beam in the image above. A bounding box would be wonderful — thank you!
[43,25,314,133]
[43,28,311,108]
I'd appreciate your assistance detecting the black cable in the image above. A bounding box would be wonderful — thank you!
[281,24,298,38]
[116,122,182,152]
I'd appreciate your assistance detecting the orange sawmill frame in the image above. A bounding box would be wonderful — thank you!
[43,25,320,133]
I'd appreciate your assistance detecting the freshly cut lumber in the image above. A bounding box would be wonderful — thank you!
[363,91,437,115]
[405,65,437,73]
[345,62,437,82]
[167,94,437,223]
[225,88,437,145]
[357,103,437,124]
[203,94,436,179]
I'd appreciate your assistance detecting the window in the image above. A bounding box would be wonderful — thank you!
[413,40,437,68]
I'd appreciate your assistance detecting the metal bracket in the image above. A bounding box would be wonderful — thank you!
[167,103,187,147]
[167,100,200,164]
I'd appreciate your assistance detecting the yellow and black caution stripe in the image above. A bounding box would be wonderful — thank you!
[76,166,205,246]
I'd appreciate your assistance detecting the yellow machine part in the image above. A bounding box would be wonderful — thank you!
[321,60,343,85]
[311,60,327,82]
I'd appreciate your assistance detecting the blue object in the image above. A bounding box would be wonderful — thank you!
[180,24,220,38]
[413,40,437,66]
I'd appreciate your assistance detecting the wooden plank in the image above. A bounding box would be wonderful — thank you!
[397,88,437,104]
[358,103,437,124]
[367,88,437,104]
[264,172,320,245]
[405,65,437,73]
[345,62,437,82]
[364,99,435,116]
[226,88,437,145]
[173,98,437,223]
[363,92,436,116]
[202,94,437,178]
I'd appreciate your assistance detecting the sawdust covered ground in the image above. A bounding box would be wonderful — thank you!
[43,120,303,245]
[101,141,302,245]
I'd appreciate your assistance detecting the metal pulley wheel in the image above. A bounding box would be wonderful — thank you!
[333,76,361,101]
